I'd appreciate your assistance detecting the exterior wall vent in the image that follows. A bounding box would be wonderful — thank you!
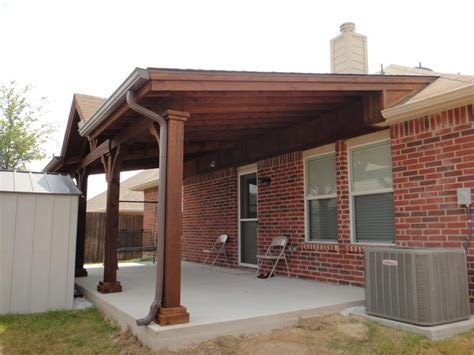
[365,247,470,326]
[330,22,368,74]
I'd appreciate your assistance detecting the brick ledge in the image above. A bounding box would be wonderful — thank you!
[301,243,339,252]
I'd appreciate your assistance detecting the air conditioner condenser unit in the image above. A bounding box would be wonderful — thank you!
[365,247,470,326]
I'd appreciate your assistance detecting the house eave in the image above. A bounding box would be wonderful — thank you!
[78,68,150,137]
[42,156,63,173]
[129,179,159,192]
[379,85,474,126]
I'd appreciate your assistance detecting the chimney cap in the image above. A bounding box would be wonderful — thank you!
[340,22,356,33]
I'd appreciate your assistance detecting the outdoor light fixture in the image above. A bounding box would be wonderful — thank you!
[258,176,271,187]
[209,160,216,168]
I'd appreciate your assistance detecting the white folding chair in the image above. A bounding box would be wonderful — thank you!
[202,234,229,268]
[256,235,290,279]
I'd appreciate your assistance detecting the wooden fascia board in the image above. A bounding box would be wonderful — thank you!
[59,96,81,158]
[150,79,432,92]
[88,81,152,140]
[148,69,436,85]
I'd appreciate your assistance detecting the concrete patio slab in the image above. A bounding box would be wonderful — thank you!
[76,262,364,350]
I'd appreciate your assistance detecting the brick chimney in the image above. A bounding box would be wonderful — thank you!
[330,22,368,74]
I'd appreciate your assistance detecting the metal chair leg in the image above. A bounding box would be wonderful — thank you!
[223,248,229,267]
[267,256,281,280]
[256,258,262,275]
[284,255,290,277]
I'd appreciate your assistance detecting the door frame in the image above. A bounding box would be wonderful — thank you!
[237,164,258,268]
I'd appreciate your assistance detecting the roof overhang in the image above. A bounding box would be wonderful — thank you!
[129,179,159,191]
[42,156,63,173]
[78,68,149,136]
[381,84,474,126]
[54,67,436,176]
[78,67,437,140]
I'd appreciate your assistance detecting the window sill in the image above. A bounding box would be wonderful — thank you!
[346,242,395,254]
[301,242,339,252]
[353,241,395,247]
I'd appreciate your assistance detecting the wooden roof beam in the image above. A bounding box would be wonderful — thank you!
[183,102,373,177]
[363,89,420,126]
[163,103,339,114]
[80,118,153,169]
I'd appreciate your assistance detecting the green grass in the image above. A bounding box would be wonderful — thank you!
[0,308,121,355]
[325,317,474,355]
[1,308,474,354]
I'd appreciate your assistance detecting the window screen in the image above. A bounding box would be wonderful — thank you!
[354,193,395,242]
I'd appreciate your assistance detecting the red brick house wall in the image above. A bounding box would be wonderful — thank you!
[143,187,158,249]
[143,104,474,305]
[256,147,365,285]
[391,105,474,304]
[182,168,239,266]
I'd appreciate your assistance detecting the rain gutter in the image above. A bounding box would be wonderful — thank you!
[126,91,168,326]
[380,84,474,126]
[78,68,150,137]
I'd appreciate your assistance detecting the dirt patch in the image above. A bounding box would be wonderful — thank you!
[239,340,309,355]
[111,330,153,354]
[87,311,474,355]
[336,320,368,341]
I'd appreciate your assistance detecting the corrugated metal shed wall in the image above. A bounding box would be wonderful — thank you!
[0,171,80,314]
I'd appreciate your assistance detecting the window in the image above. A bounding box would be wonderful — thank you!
[305,154,337,241]
[350,140,395,243]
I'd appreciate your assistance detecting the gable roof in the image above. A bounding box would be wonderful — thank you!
[74,94,106,122]
[86,170,157,213]
[43,94,106,172]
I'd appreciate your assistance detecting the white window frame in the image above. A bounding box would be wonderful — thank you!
[348,138,395,245]
[304,150,337,243]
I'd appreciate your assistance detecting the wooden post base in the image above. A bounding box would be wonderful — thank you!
[97,281,122,293]
[157,306,190,326]
[75,268,88,277]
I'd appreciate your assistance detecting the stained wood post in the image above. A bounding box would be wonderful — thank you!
[75,169,88,277]
[97,146,123,293]
[157,110,190,326]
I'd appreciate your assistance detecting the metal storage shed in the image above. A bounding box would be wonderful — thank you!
[0,171,81,315]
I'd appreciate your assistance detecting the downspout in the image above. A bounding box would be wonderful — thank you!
[126,91,167,326]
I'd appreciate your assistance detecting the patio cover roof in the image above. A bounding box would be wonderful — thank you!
[48,68,436,177]
[48,67,436,324]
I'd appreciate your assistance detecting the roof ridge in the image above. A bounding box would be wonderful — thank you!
[385,64,474,85]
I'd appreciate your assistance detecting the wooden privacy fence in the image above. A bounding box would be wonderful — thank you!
[85,212,144,263]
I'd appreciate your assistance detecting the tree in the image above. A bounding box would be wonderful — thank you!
[0,82,54,170]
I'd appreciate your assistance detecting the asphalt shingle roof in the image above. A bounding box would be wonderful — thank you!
[74,94,106,121]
